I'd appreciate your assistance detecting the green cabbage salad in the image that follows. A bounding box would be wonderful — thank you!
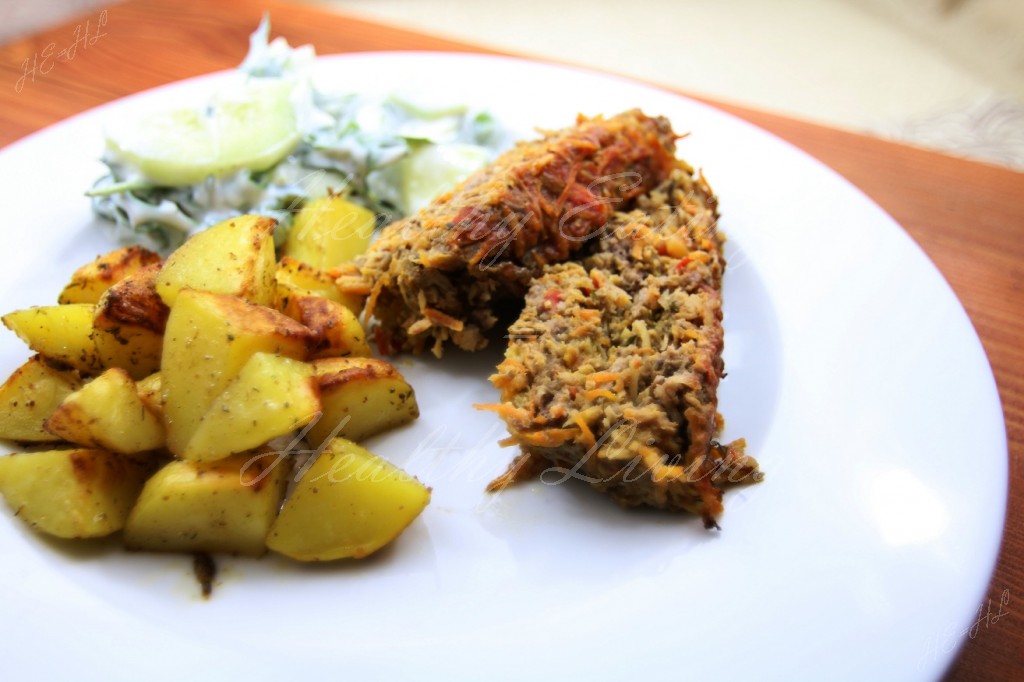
[88,16,509,253]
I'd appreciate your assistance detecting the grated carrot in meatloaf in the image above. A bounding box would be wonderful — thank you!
[346,110,679,357]
[483,165,762,527]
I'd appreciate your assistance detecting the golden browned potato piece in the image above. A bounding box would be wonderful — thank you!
[93,263,168,380]
[282,196,375,270]
[161,289,314,458]
[306,357,418,448]
[266,438,429,560]
[45,368,165,454]
[135,372,163,420]
[155,214,277,307]
[123,452,290,556]
[0,356,82,442]
[291,295,371,360]
[274,256,364,316]
[0,448,152,539]
[58,245,161,305]
[184,352,320,462]
[2,304,103,374]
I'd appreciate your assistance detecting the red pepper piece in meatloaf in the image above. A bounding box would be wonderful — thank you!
[346,110,679,357]
[481,165,761,527]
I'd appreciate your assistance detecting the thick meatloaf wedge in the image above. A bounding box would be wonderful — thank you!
[483,165,761,527]
[348,110,679,357]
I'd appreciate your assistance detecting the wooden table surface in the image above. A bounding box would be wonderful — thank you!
[1,0,1020,678]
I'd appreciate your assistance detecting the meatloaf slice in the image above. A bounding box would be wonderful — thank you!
[347,110,679,357]
[483,165,761,526]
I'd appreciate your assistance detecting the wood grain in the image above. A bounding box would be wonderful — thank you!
[0,0,1021,678]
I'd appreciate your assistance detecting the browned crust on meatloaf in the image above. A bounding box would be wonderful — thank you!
[347,110,679,357]
[482,166,761,526]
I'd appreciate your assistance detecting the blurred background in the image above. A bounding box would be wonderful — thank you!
[3,0,1022,170]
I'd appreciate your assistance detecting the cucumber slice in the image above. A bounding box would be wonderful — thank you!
[105,81,301,186]
[398,143,490,213]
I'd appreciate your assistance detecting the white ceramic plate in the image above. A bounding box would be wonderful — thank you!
[0,54,1007,681]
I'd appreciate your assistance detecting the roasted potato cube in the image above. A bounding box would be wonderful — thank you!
[274,256,363,315]
[58,245,161,305]
[0,448,151,539]
[161,290,313,457]
[306,357,418,448]
[267,438,429,560]
[282,196,375,270]
[93,263,168,379]
[291,296,371,360]
[0,356,82,442]
[45,368,164,454]
[123,452,290,556]
[93,328,162,381]
[184,353,320,462]
[136,372,163,420]
[155,214,277,307]
[2,304,103,374]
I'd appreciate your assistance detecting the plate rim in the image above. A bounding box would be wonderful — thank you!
[0,50,1008,682]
